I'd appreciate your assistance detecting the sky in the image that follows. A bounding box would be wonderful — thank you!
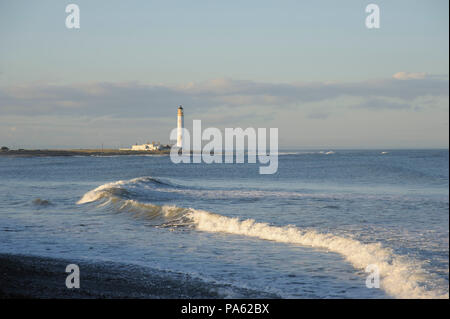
[0,0,448,149]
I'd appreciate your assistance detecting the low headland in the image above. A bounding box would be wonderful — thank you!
[0,148,170,157]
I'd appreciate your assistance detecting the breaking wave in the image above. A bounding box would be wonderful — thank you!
[77,177,175,204]
[77,177,448,299]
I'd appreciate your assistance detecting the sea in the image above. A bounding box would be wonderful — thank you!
[0,149,448,298]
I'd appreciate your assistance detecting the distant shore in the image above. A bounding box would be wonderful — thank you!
[0,149,170,157]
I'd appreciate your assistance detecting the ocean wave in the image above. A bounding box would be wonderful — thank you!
[319,151,335,155]
[76,177,175,204]
[78,178,438,204]
[77,175,443,206]
[187,209,447,299]
[77,178,449,299]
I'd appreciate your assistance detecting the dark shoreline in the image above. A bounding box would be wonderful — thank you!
[0,149,170,158]
[0,253,221,299]
[0,253,278,299]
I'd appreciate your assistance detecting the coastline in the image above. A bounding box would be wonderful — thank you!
[0,149,170,158]
[0,253,278,299]
[0,253,221,299]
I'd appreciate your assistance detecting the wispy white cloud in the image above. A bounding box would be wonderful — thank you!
[0,75,448,117]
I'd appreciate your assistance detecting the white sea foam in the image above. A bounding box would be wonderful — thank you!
[77,178,449,299]
[319,150,335,155]
[77,180,128,204]
[186,209,448,299]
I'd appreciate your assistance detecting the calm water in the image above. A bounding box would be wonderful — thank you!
[0,150,448,298]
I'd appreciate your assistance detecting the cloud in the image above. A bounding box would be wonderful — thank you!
[392,72,427,80]
[355,97,412,110]
[307,112,330,119]
[0,76,448,148]
[0,75,447,119]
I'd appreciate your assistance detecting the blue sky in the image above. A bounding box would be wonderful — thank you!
[0,0,448,148]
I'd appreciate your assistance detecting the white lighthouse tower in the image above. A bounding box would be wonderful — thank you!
[177,105,184,148]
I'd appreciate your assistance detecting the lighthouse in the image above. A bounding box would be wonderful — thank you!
[177,105,184,148]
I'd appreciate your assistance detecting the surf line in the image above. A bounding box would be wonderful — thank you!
[170,120,278,174]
